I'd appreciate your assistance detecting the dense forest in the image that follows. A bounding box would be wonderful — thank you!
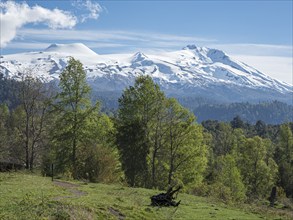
[193,101,293,124]
[0,58,292,206]
[1,73,292,125]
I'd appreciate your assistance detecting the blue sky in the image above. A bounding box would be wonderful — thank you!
[0,0,292,84]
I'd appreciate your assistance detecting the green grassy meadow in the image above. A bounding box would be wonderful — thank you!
[0,172,290,220]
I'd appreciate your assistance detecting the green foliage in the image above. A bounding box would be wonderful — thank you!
[50,57,120,182]
[202,118,282,201]
[117,76,207,189]
[164,98,207,188]
[51,57,95,177]
[0,74,22,108]
[212,155,246,202]
[77,144,122,183]
[0,73,50,170]
[116,75,164,187]
[0,104,9,160]
[230,115,245,129]
[236,136,278,199]
[214,122,234,156]
[276,124,293,198]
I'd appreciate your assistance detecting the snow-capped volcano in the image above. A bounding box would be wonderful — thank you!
[44,43,98,56]
[0,43,292,104]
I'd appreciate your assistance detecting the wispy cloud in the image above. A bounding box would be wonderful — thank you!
[4,41,126,52]
[0,1,77,47]
[208,43,292,57]
[15,28,216,49]
[72,0,103,22]
[13,28,292,56]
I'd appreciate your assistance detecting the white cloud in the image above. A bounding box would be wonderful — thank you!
[0,1,77,47]
[72,0,103,22]
[5,41,126,50]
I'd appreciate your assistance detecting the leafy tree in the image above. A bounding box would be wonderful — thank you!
[214,123,234,156]
[8,72,50,170]
[116,118,149,186]
[236,136,277,198]
[276,124,293,197]
[164,98,207,187]
[117,76,207,189]
[116,76,165,187]
[51,57,99,178]
[212,155,246,202]
[49,57,121,182]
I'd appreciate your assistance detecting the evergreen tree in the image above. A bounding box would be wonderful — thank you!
[231,116,245,129]
[255,120,267,138]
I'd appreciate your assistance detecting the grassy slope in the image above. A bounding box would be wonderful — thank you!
[0,172,283,219]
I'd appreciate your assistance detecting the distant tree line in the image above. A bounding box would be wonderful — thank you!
[194,101,293,124]
[0,58,292,205]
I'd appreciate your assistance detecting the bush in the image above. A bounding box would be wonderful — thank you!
[76,144,123,183]
[208,182,233,204]
[190,182,209,197]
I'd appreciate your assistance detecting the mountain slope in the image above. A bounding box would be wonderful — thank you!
[0,43,292,104]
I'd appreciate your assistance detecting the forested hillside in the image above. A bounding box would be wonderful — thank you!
[0,58,292,216]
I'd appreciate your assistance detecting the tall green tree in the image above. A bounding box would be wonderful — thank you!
[117,76,207,189]
[164,98,207,187]
[52,57,98,178]
[7,72,50,170]
[116,76,165,187]
[276,124,293,197]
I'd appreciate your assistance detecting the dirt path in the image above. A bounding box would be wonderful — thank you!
[53,180,87,200]
[53,180,126,219]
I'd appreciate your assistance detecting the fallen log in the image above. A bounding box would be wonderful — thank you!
[151,186,181,207]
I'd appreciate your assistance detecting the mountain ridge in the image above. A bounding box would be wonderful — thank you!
[0,43,292,104]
